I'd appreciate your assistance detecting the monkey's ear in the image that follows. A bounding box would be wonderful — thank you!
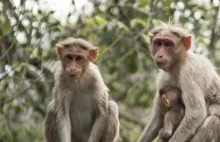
[56,44,63,60]
[148,33,154,36]
[89,48,98,62]
[148,33,154,43]
[183,36,191,51]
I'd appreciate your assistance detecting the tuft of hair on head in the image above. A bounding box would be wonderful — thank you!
[148,22,190,38]
[57,37,98,50]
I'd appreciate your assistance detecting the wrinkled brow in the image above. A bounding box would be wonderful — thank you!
[170,31,184,38]
[150,28,185,38]
[150,29,162,35]
[63,43,88,50]
[63,44,71,48]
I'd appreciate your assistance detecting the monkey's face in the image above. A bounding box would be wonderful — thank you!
[151,36,176,70]
[61,47,90,80]
[149,28,191,71]
[56,39,98,81]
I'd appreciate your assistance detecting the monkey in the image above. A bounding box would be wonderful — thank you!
[44,38,119,142]
[137,24,220,142]
[158,86,185,142]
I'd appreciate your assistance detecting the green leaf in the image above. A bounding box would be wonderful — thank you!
[130,18,146,28]
[130,19,138,28]
[117,21,129,32]
[141,33,149,43]
[0,14,5,23]
[13,62,28,72]
[138,0,148,7]
[95,15,105,26]
[152,19,164,26]
[86,17,94,24]
[2,20,10,34]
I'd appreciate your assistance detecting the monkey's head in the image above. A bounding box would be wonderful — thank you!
[56,38,98,80]
[159,85,182,107]
[149,24,191,71]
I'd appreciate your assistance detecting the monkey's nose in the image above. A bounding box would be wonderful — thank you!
[157,54,163,58]
[70,68,76,72]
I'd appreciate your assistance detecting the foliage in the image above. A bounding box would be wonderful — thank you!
[1,0,220,141]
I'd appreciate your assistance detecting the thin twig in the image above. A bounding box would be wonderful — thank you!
[3,61,55,104]
[0,39,15,61]
[0,35,43,80]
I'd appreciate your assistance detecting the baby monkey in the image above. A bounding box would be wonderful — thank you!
[158,86,185,142]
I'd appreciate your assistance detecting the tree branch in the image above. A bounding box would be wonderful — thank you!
[119,112,145,129]
[209,5,220,63]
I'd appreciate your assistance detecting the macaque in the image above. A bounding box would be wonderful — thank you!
[158,86,184,142]
[44,38,119,142]
[138,24,220,142]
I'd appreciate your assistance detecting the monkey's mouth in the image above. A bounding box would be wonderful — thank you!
[156,62,165,67]
[155,61,168,69]
[68,74,78,79]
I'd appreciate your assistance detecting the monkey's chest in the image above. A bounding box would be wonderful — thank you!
[159,76,179,88]
[69,95,97,135]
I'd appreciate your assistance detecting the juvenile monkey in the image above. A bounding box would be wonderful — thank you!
[138,24,220,142]
[158,86,184,142]
[44,38,119,142]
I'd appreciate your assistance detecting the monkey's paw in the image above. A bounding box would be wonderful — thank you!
[159,129,172,139]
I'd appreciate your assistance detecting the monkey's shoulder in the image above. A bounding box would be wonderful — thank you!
[184,52,214,71]
[178,52,220,93]
[87,62,109,91]
[156,52,216,89]
[180,52,215,78]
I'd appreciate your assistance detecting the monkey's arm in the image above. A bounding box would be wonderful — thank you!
[54,88,72,142]
[45,101,60,142]
[137,94,163,142]
[169,83,207,142]
[45,99,72,142]
[88,94,108,142]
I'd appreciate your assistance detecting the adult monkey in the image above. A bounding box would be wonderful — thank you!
[137,24,220,142]
[44,38,119,142]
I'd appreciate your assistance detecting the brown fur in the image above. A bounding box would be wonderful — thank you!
[44,38,119,142]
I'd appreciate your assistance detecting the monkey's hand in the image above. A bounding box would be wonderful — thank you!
[159,128,172,139]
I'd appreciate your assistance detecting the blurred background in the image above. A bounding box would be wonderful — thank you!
[1,0,220,141]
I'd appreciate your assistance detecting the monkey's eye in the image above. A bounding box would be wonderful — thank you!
[154,41,162,46]
[164,41,173,47]
[75,56,83,62]
[66,54,73,61]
